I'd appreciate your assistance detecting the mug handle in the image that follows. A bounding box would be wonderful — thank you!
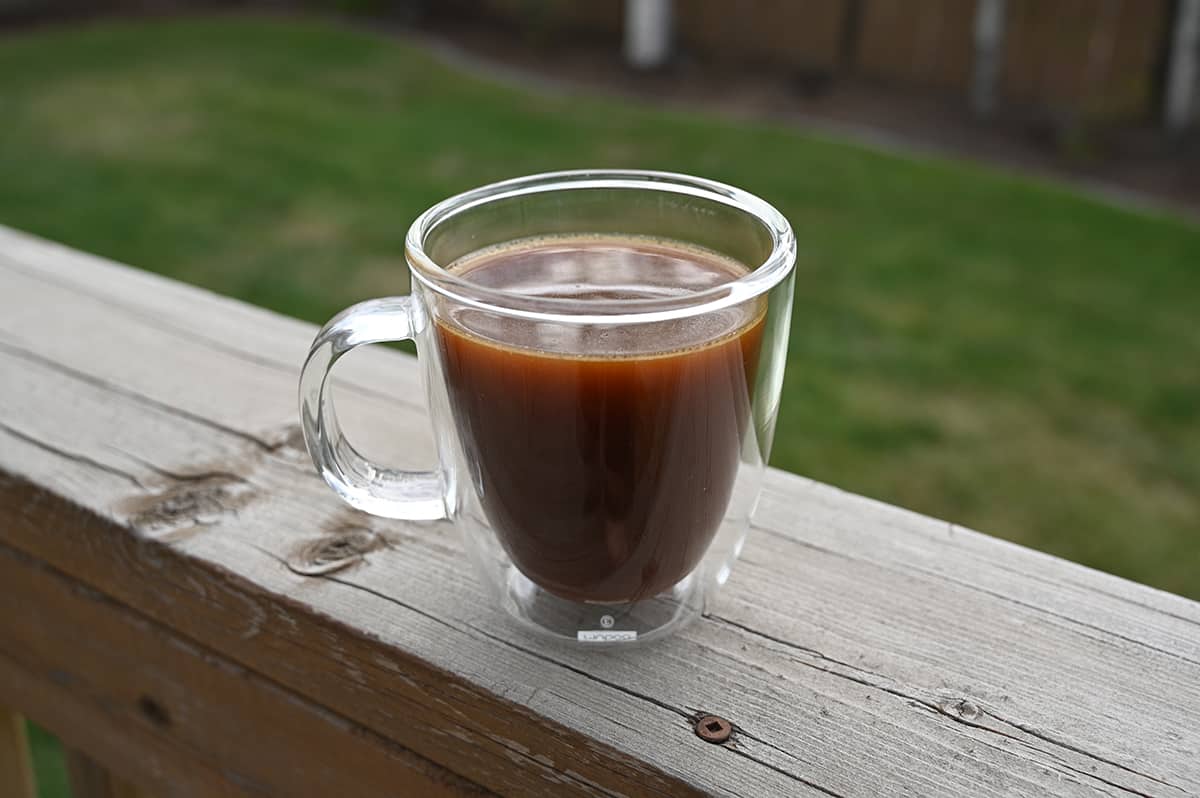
[298,296,447,521]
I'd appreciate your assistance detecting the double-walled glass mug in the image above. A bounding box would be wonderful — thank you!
[300,170,795,644]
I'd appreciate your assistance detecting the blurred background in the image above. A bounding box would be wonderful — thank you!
[1,1,1197,795]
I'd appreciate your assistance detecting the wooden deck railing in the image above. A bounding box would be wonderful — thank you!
[1,225,1198,797]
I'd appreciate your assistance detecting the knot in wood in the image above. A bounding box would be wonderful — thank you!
[943,698,983,721]
[289,526,384,576]
[127,475,253,535]
[694,714,733,744]
[149,490,222,523]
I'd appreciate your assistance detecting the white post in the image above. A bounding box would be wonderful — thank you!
[624,0,673,70]
[1166,0,1200,133]
[970,0,1008,117]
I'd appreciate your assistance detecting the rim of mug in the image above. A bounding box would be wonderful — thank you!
[404,169,796,325]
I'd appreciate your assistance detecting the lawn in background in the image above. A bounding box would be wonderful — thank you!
[1,16,1197,795]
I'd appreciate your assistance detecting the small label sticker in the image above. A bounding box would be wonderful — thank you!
[577,630,638,642]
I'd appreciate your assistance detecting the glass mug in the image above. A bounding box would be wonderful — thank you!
[300,170,795,644]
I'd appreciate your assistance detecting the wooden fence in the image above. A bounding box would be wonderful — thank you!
[475,0,1179,126]
[1,0,1190,127]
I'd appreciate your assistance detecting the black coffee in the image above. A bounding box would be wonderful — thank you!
[438,235,764,602]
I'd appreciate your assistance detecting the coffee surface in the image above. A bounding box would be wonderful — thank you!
[437,235,764,602]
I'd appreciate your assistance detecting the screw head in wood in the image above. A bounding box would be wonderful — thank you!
[694,714,732,743]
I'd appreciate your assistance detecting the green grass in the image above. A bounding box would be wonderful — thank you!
[25,724,69,798]
[1,18,1197,793]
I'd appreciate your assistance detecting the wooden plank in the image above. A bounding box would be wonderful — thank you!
[0,224,1198,796]
[64,749,148,798]
[1002,0,1168,120]
[852,0,970,90]
[0,706,35,798]
[677,0,846,70]
[0,542,489,798]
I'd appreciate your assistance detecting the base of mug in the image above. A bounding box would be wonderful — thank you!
[500,566,704,645]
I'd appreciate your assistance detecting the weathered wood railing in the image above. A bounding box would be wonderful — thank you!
[1,225,1198,797]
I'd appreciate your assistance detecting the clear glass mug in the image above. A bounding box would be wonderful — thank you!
[300,170,795,644]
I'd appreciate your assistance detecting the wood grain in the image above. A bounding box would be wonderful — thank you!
[0,706,36,798]
[0,225,1197,796]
